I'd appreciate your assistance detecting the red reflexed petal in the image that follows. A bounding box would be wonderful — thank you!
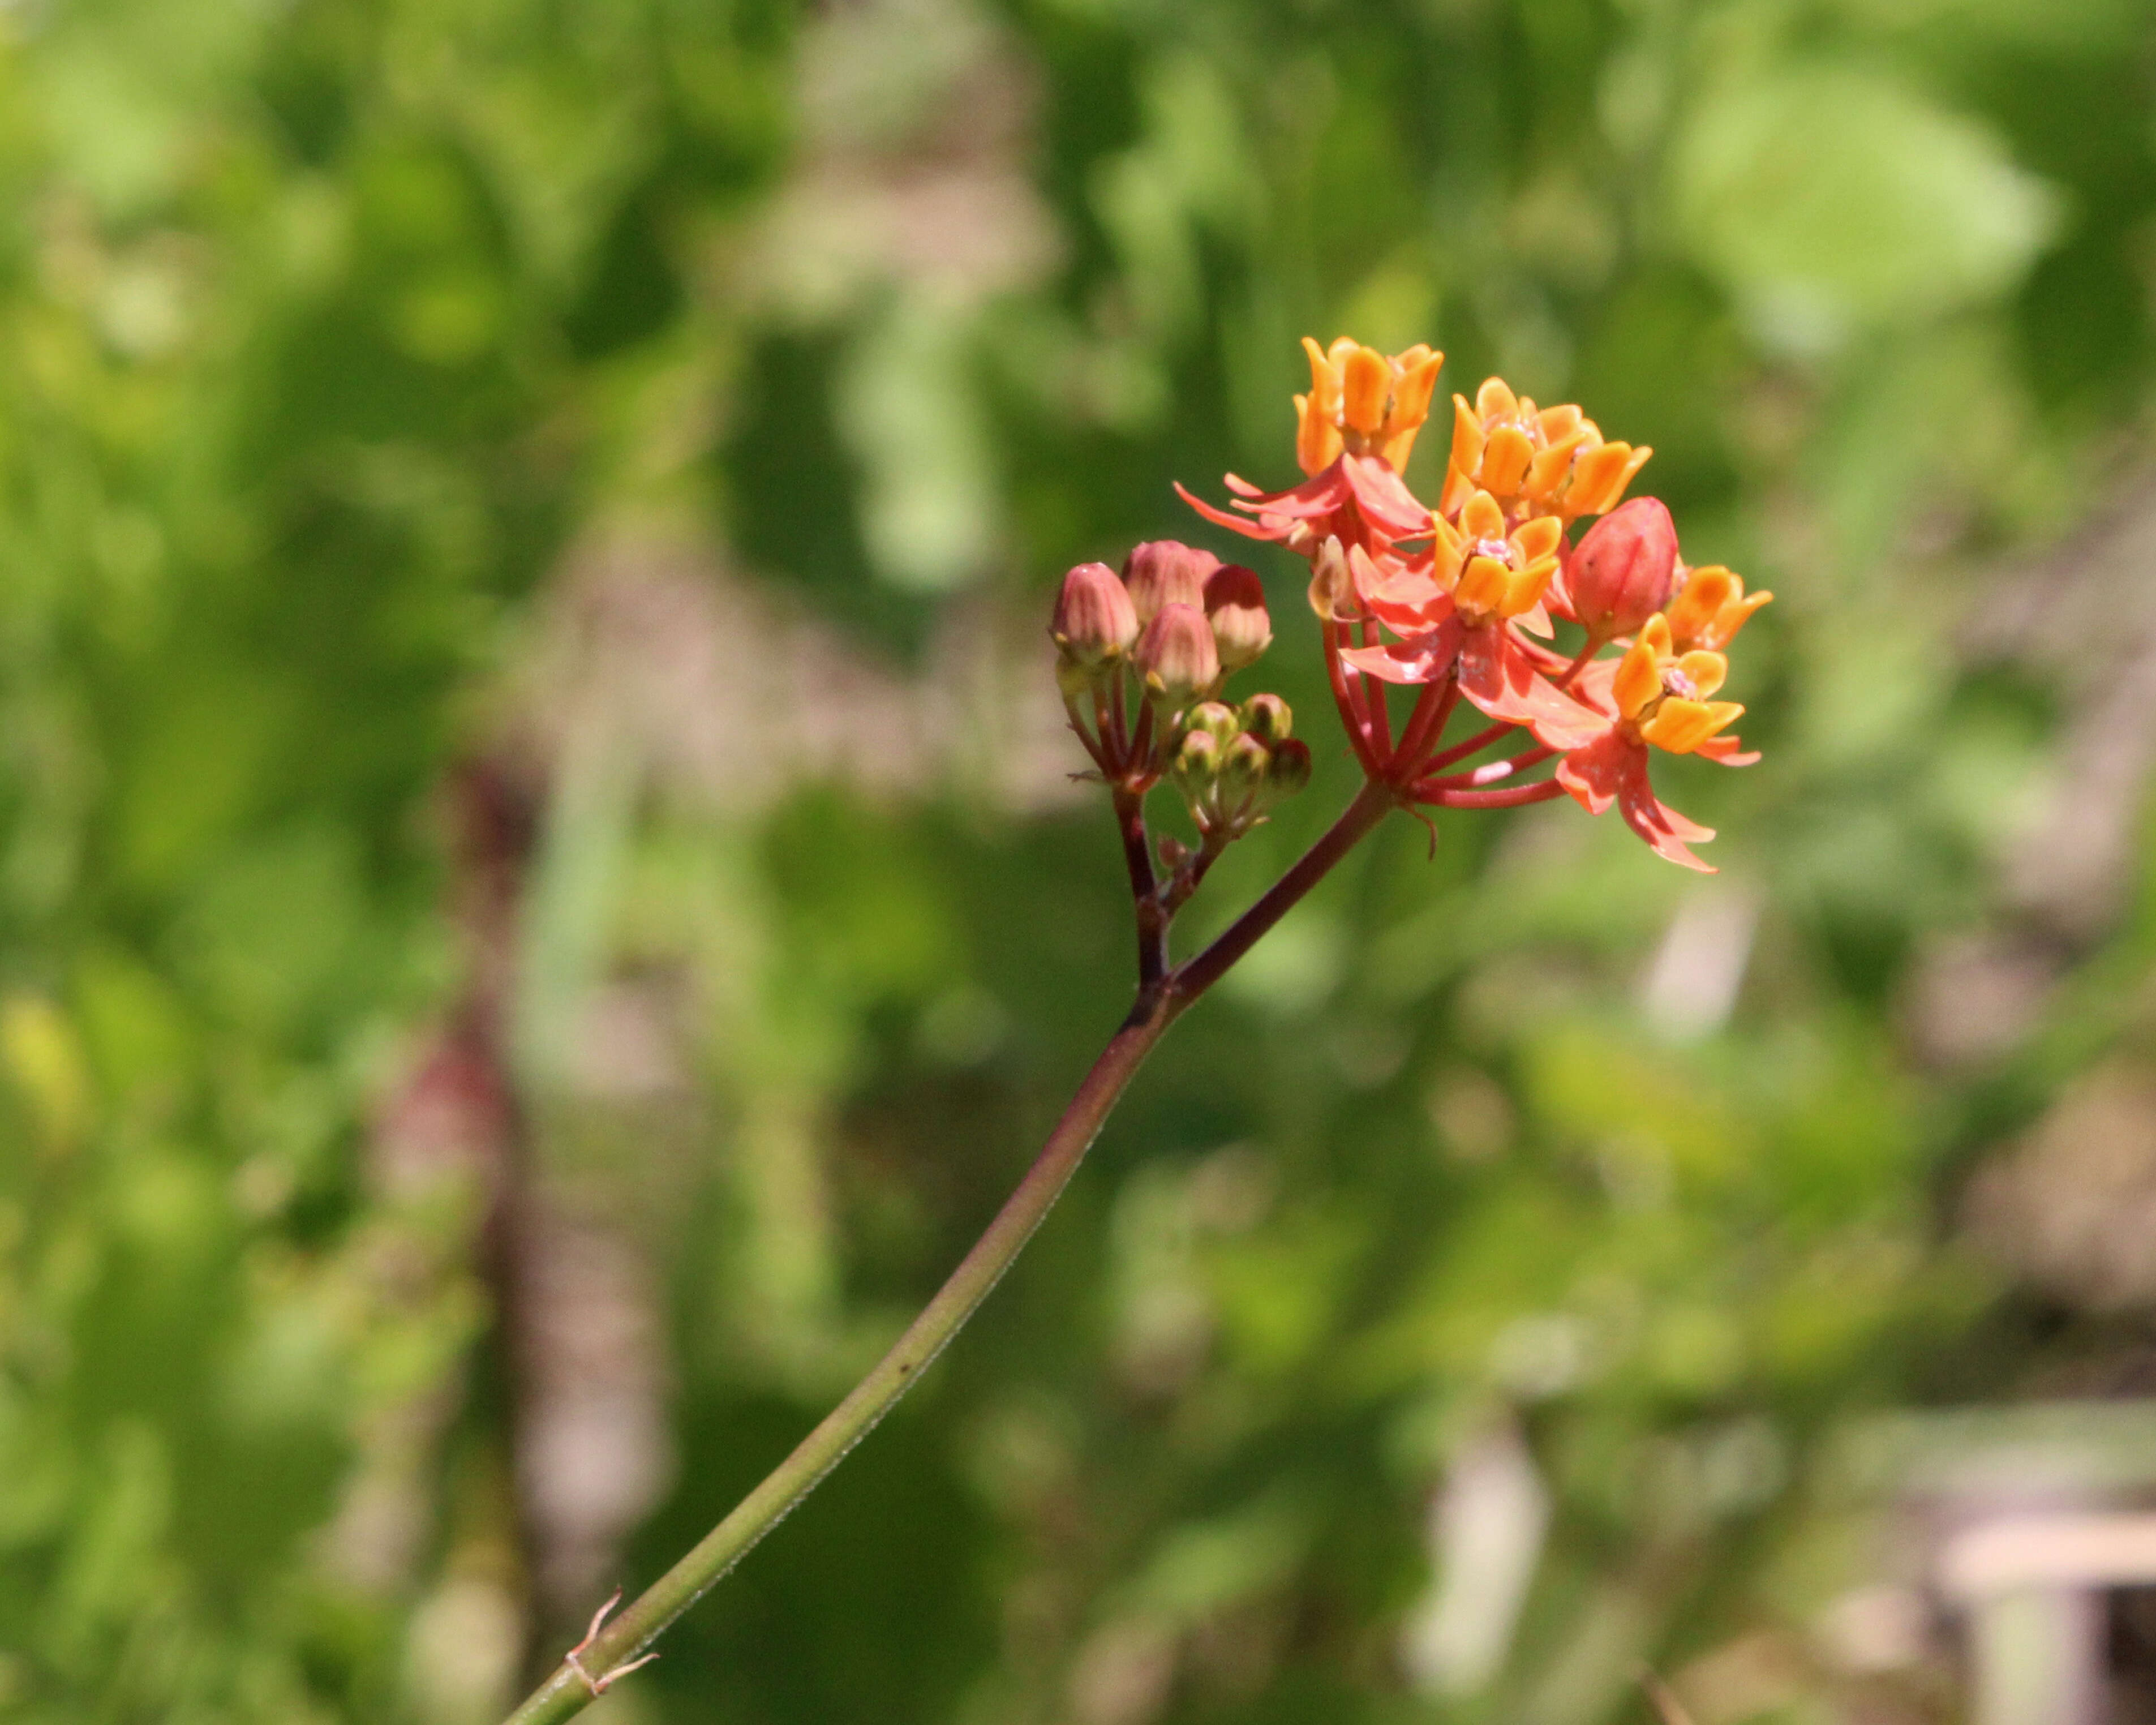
[1566,655,1620,717]
[1174,481,1296,543]
[1357,554,1453,633]
[1457,628,1605,749]
[1340,454,1436,541]
[1339,618,1462,685]
[1242,468,1355,520]
[1615,746,1716,871]
[1556,727,1627,814]
[1223,472,1266,498]
[1695,733,1761,768]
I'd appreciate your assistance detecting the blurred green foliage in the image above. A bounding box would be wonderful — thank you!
[0,0,2153,1722]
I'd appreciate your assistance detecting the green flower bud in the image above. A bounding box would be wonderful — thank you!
[1173,727,1222,791]
[1265,737,1313,802]
[1219,732,1270,804]
[1238,693,1292,744]
[1183,701,1240,748]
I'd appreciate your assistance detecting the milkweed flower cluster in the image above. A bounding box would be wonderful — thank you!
[1159,338,1771,870]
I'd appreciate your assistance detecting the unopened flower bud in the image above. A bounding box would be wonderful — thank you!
[1219,732,1270,804]
[1157,834,1191,872]
[1307,536,1353,620]
[1566,497,1677,641]
[1265,738,1312,802]
[1184,701,1241,748]
[1052,561,1140,666]
[1136,602,1220,709]
[1238,693,1292,744]
[1123,540,1219,626]
[1172,727,1222,790]
[1202,564,1272,672]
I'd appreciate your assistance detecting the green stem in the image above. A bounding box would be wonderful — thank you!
[496,779,1398,1725]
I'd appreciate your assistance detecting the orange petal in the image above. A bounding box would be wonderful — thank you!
[1428,515,1466,589]
[1613,638,1661,720]
[1513,515,1563,562]
[1457,555,1509,616]
[1561,442,1624,516]
[1475,376,1519,422]
[1609,444,1654,510]
[1385,350,1444,436]
[1526,430,1589,499]
[1667,567,1734,647]
[1535,402,1583,440]
[1460,490,1506,540]
[1447,395,1484,478]
[1302,336,1342,419]
[1502,559,1557,617]
[1640,613,1673,658]
[1481,426,1534,495]
[1341,345,1389,434]
[1686,583,1773,651]
[1295,393,1336,477]
[1641,698,1742,756]
[1677,650,1727,699]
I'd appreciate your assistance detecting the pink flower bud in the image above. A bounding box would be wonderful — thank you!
[1202,564,1273,672]
[1135,602,1221,709]
[1051,561,1140,666]
[1123,540,1219,626]
[1565,497,1677,641]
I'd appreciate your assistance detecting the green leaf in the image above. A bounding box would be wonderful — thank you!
[1673,62,2062,349]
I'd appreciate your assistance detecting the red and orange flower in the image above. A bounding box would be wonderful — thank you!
[1178,336,1772,870]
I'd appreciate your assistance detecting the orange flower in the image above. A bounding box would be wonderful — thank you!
[1337,490,1602,750]
[1443,376,1651,523]
[1293,338,1446,476]
[1555,613,1751,870]
[1666,564,1773,652]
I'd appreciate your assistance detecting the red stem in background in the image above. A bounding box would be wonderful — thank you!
[1416,778,1568,810]
[1355,617,1394,761]
[1389,676,1460,782]
[1321,619,1383,777]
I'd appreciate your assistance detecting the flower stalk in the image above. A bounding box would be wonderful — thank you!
[496,328,1771,1722]
[500,773,1399,1725]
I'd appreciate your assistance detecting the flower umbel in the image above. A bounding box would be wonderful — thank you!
[1172,335,1770,870]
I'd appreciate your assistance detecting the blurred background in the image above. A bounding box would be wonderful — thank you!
[2,0,2155,1721]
